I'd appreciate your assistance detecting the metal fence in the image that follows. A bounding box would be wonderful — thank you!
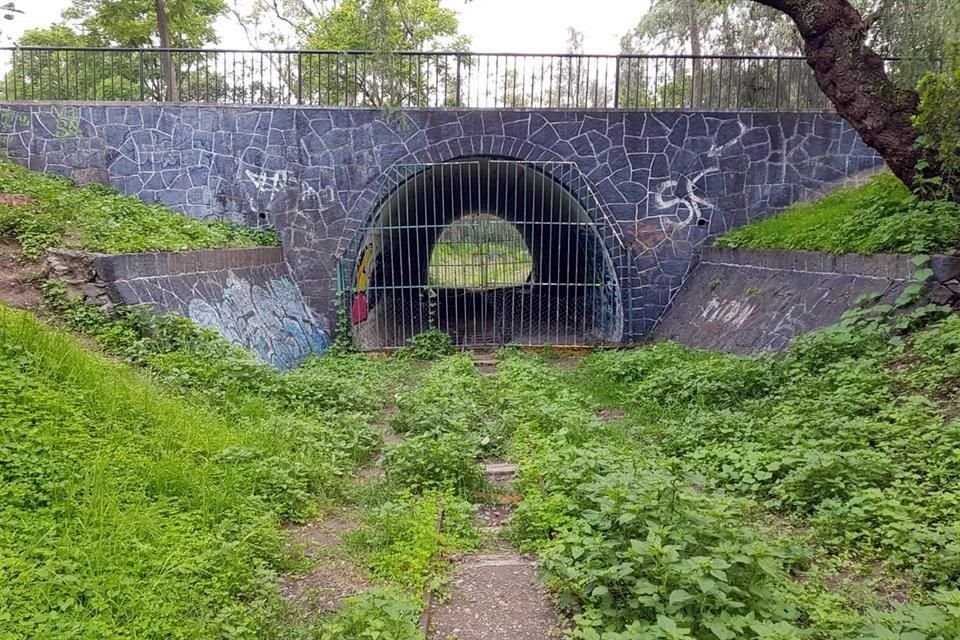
[0,46,938,111]
[345,159,624,350]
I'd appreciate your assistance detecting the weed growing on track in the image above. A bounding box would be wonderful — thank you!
[348,492,478,593]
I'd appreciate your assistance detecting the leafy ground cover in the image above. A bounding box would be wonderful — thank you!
[0,161,276,259]
[499,301,960,639]
[6,268,960,639]
[715,174,960,255]
[2,287,486,638]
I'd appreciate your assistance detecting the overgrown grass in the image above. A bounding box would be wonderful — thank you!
[488,300,960,639]
[716,174,960,255]
[0,306,373,637]
[20,291,487,638]
[0,161,277,258]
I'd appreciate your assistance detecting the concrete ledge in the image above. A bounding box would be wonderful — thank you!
[92,247,284,281]
[46,246,326,368]
[656,247,960,355]
[702,246,960,283]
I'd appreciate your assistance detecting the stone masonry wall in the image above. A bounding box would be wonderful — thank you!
[47,246,328,368]
[0,103,882,340]
[654,246,960,354]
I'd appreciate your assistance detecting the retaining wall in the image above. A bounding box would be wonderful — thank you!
[47,246,328,368]
[655,246,960,354]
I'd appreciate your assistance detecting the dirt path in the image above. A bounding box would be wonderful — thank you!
[426,461,562,640]
[0,239,43,310]
[281,403,404,617]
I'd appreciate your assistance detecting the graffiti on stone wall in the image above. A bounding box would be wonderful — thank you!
[700,296,757,329]
[51,106,82,141]
[0,110,31,131]
[0,110,31,157]
[649,121,748,230]
[654,166,719,228]
[577,226,621,341]
[187,271,330,368]
[244,168,337,215]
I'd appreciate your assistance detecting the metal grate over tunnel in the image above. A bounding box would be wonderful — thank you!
[342,159,625,351]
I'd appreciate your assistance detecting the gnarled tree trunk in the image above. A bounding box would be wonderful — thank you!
[753,0,925,189]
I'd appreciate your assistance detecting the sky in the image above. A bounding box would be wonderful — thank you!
[8,0,651,53]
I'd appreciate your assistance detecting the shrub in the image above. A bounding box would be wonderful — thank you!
[382,432,485,499]
[347,491,477,593]
[316,588,424,640]
[397,328,456,360]
[915,45,960,201]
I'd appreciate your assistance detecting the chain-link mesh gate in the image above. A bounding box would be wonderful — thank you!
[342,159,624,350]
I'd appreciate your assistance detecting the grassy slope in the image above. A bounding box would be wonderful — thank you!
[716,174,960,255]
[0,161,277,259]
[0,303,409,638]
[517,305,960,638]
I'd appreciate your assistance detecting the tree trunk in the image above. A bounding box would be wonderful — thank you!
[154,0,179,102]
[751,0,924,189]
[687,0,704,108]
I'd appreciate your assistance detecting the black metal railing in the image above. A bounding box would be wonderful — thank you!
[0,47,938,111]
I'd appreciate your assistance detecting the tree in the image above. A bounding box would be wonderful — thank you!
[154,0,177,101]
[302,0,469,107]
[61,0,225,47]
[744,0,954,194]
[622,1,809,109]
[623,0,801,57]
[5,0,227,101]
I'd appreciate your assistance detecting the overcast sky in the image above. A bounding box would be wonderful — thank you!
[9,0,650,53]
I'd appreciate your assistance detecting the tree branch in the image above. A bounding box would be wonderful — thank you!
[748,0,926,189]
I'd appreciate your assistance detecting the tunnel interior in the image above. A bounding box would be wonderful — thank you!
[349,158,623,350]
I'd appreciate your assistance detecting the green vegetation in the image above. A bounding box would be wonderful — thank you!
[0,305,382,637]
[715,174,960,255]
[428,214,532,290]
[0,161,277,259]
[347,492,478,593]
[6,241,960,639]
[916,45,960,201]
[429,242,533,288]
[495,299,960,639]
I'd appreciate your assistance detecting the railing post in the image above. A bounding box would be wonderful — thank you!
[297,51,303,105]
[138,49,145,101]
[455,54,462,107]
[775,57,783,111]
[613,55,621,109]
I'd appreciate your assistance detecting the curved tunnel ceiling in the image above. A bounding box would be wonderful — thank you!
[364,158,603,287]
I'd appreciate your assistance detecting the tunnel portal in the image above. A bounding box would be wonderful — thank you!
[346,158,623,350]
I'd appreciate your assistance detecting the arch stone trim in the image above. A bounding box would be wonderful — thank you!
[335,134,585,256]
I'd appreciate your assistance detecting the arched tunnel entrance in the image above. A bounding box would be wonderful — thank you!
[345,158,624,350]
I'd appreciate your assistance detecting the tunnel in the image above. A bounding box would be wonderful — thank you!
[347,158,623,350]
